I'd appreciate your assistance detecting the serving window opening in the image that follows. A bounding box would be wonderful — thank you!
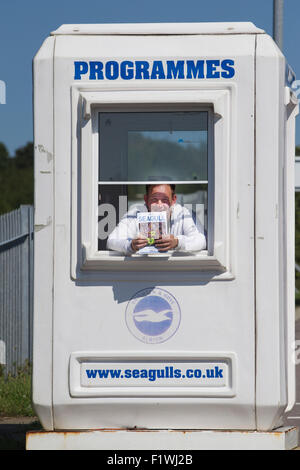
[97,110,212,255]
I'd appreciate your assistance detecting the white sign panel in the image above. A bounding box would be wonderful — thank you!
[80,361,228,388]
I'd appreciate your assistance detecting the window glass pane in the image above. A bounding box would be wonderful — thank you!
[99,112,208,182]
[98,184,127,251]
[97,184,207,251]
[127,184,207,237]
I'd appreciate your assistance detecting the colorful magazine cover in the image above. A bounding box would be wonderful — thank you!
[137,211,169,254]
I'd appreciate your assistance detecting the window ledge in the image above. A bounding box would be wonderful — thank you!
[73,243,234,281]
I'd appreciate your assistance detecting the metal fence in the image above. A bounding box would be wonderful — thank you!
[0,205,33,375]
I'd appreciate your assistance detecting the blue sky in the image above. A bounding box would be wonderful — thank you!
[0,0,300,155]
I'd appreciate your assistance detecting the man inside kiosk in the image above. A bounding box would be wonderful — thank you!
[107,183,206,255]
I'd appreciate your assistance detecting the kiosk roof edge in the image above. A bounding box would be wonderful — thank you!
[51,22,265,36]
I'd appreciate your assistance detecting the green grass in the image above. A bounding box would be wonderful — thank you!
[0,363,34,417]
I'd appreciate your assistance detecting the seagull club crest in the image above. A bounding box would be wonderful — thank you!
[125,287,181,344]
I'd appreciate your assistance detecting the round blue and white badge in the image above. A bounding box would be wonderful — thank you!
[125,287,181,344]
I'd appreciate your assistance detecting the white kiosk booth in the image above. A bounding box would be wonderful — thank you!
[28,22,299,450]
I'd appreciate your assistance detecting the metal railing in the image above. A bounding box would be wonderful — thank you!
[0,205,33,375]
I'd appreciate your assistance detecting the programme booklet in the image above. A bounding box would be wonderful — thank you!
[137,211,169,254]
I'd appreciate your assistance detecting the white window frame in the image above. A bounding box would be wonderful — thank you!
[71,83,235,281]
[97,108,211,250]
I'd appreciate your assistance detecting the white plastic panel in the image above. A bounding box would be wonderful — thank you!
[255,34,291,430]
[49,32,257,430]
[32,36,55,431]
[52,22,265,36]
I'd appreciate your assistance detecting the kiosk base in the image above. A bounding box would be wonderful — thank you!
[26,426,298,450]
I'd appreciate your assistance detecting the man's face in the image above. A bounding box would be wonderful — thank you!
[144,184,177,211]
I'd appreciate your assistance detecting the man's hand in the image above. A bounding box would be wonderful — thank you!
[131,237,148,252]
[155,235,178,252]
